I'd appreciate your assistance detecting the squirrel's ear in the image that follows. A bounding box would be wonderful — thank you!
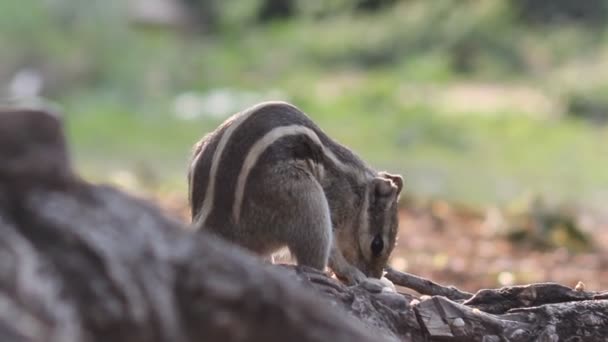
[373,177,394,197]
[377,172,403,196]
[373,173,403,200]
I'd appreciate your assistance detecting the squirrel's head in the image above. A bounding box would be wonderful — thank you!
[347,172,403,279]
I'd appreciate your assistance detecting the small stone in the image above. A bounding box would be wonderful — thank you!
[360,278,384,293]
[510,329,530,339]
[381,286,396,293]
[451,317,465,327]
[379,277,396,292]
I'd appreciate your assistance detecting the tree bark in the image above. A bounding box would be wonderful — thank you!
[0,108,606,342]
[0,109,388,342]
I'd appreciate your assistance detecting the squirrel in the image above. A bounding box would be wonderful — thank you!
[188,101,403,284]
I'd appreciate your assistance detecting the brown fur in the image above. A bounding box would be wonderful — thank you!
[188,101,403,284]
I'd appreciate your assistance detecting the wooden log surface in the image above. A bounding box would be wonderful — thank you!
[1,108,607,342]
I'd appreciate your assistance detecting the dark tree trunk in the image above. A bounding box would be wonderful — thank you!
[257,0,296,22]
[0,108,607,342]
[0,109,386,342]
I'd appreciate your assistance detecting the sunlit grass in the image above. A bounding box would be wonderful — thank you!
[61,87,608,207]
[5,0,608,206]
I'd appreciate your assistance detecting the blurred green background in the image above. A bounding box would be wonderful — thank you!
[2,0,608,207]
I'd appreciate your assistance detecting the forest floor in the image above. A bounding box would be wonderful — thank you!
[154,193,608,292]
[394,203,608,292]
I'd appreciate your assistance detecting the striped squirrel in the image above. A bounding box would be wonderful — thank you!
[188,101,403,284]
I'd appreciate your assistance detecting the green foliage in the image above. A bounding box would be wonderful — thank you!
[505,196,592,252]
[3,0,608,205]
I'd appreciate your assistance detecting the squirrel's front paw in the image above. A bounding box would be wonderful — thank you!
[335,267,367,285]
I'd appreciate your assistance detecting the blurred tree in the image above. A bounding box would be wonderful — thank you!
[512,0,608,27]
[257,0,296,22]
[129,0,218,32]
[179,0,218,32]
[567,91,608,125]
[256,0,400,23]
[354,0,398,12]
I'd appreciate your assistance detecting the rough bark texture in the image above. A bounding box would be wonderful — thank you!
[1,108,607,342]
[0,109,388,342]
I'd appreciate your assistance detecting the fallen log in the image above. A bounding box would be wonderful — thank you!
[0,108,391,342]
[1,108,607,342]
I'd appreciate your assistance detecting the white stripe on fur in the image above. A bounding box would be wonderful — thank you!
[196,102,279,226]
[232,124,364,223]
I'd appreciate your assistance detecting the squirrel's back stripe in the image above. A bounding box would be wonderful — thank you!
[233,124,351,223]
[190,129,228,220]
[192,101,374,226]
[193,102,270,225]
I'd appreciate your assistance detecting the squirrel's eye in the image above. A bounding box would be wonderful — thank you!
[370,234,384,257]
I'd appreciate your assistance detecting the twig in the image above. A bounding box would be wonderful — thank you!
[384,267,473,301]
